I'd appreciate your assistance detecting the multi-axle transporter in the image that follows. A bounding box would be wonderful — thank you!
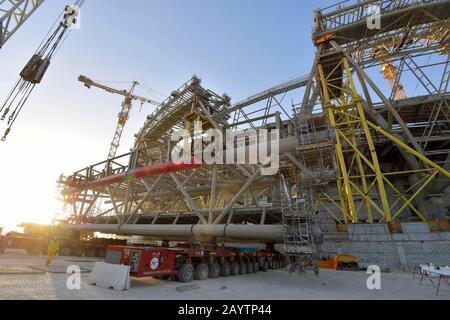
[106,244,286,283]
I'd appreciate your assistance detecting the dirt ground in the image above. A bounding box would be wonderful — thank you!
[0,249,448,300]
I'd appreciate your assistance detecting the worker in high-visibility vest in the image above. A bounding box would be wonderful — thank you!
[45,237,58,266]
[0,235,8,255]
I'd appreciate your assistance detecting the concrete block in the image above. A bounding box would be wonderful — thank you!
[88,262,130,291]
[392,234,408,241]
[347,225,362,235]
[367,224,389,234]
[440,232,450,241]
[374,234,390,241]
[407,233,434,241]
[401,222,430,234]
[347,224,389,236]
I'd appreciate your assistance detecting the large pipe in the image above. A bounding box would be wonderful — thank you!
[62,160,201,195]
[77,224,284,242]
[62,136,298,195]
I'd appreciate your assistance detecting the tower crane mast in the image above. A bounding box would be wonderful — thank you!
[78,75,160,159]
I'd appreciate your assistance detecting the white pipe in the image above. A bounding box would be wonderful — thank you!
[77,224,284,242]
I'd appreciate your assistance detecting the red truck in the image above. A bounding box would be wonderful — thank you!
[105,244,286,282]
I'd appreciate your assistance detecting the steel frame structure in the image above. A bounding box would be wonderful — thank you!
[306,0,450,224]
[59,76,302,232]
[59,1,450,258]
[0,0,44,48]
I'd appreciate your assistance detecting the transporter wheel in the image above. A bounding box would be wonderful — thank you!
[253,262,260,273]
[194,263,209,281]
[230,263,239,276]
[262,262,269,272]
[259,259,264,268]
[246,262,254,273]
[220,263,230,277]
[239,262,247,274]
[208,263,221,279]
[177,264,194,283]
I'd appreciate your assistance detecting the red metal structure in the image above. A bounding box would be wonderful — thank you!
[61,158,201,195]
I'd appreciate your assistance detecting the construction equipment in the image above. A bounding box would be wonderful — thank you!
[105,244,286,282]
[0,0,85,141]
[1,222,126,257]
[0,0,46,48]
[78,75,160,159]
[319,255,359,270]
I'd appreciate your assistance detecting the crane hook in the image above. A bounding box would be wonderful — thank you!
[1,128,11,142]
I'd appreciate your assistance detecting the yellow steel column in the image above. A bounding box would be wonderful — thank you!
[318,61,358,223]
[342,58,392,222]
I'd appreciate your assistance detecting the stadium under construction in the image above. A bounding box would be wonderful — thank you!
[53,0,450,272]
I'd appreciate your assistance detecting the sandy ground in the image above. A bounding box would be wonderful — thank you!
[0,249,448,300]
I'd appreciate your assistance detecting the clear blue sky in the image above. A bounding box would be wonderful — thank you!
[0,0,337,231]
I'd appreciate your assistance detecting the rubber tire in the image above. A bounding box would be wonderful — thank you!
[220,263,230,277]
[177,264,194,283]
[262,262,269,272]
[239,262,247,274]
[253,262,260,273]
[230,263,239,276]
[246,262,254,273]
[259,259,264,268]
[209,263,221,279]
[194,263,209,281]
[60,247,72,256]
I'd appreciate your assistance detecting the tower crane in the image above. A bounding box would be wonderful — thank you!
[78,75,160,159]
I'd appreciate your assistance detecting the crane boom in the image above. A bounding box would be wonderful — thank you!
[78,75,160,159]
[0,0,45,48]
[78,75,160,106]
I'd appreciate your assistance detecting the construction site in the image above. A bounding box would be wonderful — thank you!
[1,0,450,300]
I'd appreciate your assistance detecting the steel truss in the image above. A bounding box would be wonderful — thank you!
[58,1,450,264]
[0,0,44,48]
[305,0,450,224]
[59,76,303,235]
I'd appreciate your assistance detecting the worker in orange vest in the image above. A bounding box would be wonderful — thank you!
[45,237,59,266]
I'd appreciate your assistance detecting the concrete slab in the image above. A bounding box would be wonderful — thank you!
[401,222,430,234]
[0,266,44,275]
[0,252,448,300]
[29,265,91,274]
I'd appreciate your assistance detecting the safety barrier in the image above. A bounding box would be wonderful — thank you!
[88,262,130,291]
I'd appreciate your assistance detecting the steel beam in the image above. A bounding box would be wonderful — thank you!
[76,224,284,242]
[0,0,45,48]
